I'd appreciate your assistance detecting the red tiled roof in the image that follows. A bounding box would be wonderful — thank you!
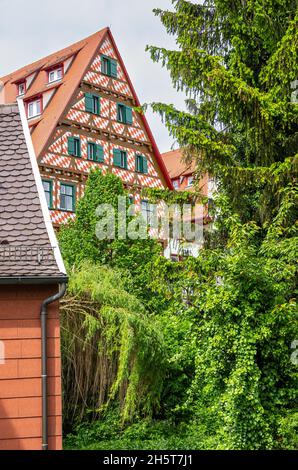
[0,104,65,279]
[1,29,108,158]
[161,149,196,179]
[0,28,173,189]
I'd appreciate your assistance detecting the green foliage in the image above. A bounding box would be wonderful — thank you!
[142,187,204,205]
[64,409,221,450]
[276,412,298,450]
[189,244,297,449]
[60,3,298,449]
[59,169,162,308]
[59,169,125,266]
[147,0,298,224]
[61,263,166,425]
[139,0,298,450]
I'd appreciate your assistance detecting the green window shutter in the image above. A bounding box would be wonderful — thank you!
[101,56,105,74]
[77,138,81,157]
[42,180,53,209]
[123,152,128,169]
[101,56,105,73]
[68,137,75,155]
[85,93,94,113]
[96,145,104,162]
[113,148,122,167]
[110,59,118,78]
[97,97,101,115]
[125,106,133,125]
[136,154,147,173]
[142,156,148,174]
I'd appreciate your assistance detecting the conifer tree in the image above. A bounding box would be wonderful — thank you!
[147,0,298,225]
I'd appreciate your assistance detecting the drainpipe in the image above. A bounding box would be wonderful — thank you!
[41,282,67,451]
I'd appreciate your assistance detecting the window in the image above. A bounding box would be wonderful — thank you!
[101,55,118,78]
[85,93,100,115]
[27,98,42,118]
[87,142,104,162]
[187,176,194,187]
[18,82,26,96]
[117,104,133,125]
[173,179,180,190]
[141,200,154,225]
[113,149,127,169]
[87,142,96,161]
[42,180,53,209]
[101,57,110,75]
[68,137,81,157]
[60,184,75,212]
[48,67,63,83]
[135,154,148,174]
[117,104,125,123]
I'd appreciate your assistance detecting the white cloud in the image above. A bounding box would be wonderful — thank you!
[0,0,186,152]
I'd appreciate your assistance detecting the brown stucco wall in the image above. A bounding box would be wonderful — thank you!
[0,285,62,450]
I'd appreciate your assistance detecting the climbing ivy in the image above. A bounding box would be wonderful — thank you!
[144,0,298,450]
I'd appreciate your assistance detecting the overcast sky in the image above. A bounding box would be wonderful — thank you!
[0,0,187,152]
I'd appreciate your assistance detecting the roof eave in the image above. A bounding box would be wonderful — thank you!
[0,275,68,285]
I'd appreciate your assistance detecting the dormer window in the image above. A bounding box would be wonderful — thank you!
[48,66,63,83]
[17,82,26,96]
[27,98,42,119]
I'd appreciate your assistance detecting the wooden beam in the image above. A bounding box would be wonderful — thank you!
[59,120,152,154]
[81,81,136,106]
[39,158,162,183]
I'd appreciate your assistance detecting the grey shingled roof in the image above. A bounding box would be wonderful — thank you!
[0,104,64,279]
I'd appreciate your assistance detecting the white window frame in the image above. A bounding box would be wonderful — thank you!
[60,183,75,212]
[141,200,155,226]
[48,67,63,84]
[173,180,180,190]
[117,104,126,123]
[27,99,42,119]
[120,151,127,168]
[18,82,26,96]
[101,57,110,75]
[187,176,194,187]
[42,180,52,209]
[87,142,96,161]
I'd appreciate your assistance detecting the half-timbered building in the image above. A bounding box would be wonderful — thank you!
[0,28,172,227]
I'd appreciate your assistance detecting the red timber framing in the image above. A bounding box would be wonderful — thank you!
[0,28,172,227]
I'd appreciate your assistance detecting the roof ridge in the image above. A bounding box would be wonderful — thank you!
[0,28,109,82]
[1,28,173,189]
[0,103,19,114]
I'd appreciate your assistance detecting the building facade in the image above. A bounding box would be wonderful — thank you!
[0,29,172,227]
[0,103,67,450]
[161,149,215,259]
